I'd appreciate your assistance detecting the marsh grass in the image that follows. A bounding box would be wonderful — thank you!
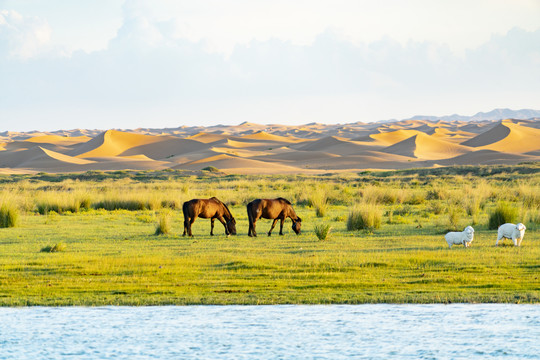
[0,203,19,228]
[489,202,519,229]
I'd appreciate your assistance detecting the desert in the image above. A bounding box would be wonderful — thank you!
[1,118,540,174]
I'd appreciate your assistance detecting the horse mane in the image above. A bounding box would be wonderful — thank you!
[221,202,233,219]
[211,197,233,218]
[277,197,291,205]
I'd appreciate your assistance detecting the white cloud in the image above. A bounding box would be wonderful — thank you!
[1,2,540,130]
[0,9,51,59]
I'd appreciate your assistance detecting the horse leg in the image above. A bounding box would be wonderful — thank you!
[279,218,284,235]
[217,216,229,235]
[210,218,215,236]
[188,217,197,237]
[251,220,257,237]
[183,217,189,236]
[268,219,278,236]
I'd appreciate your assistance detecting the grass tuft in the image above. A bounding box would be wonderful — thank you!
[314,223,332,241]
[40,243,67,253]
[347,203,382,231]
[155,211,171,235]
[489,202,519,229]
[0,203,19,228]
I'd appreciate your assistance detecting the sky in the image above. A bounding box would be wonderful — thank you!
[1,0,540,131]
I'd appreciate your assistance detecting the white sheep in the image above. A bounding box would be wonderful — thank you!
[496,223,526,246]
[445,226,474,248]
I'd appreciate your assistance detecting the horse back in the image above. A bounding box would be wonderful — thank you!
[183,198,220,219]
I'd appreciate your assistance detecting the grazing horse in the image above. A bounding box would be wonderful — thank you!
[182,197,236,237]
[247,198,301,237]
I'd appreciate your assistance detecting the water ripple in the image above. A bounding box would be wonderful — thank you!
[0,304,539,359]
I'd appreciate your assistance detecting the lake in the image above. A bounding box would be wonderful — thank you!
[1,305,539,359]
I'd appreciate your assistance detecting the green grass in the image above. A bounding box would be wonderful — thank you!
[0,166,539,306]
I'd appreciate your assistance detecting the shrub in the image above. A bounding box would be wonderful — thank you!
[488,202,519,229]
[40,243,66,253]
[202,166,220,172]
[0,203,19,228]
[155,211,171,235]
[314,223,332,241]
[347,203,382,231]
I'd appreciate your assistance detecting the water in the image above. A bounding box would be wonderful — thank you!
[1,305,539,359]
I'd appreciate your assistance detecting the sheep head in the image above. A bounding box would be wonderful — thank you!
[463,226,474,241]
[516,223,526,232]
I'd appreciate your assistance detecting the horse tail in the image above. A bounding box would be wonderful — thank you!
[246,201,253,222]
[247,201,254,231]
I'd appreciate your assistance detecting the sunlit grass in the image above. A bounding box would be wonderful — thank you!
[0,167,538,305]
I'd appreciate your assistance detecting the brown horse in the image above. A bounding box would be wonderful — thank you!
[247,198,301,237]
[182,197,236,237]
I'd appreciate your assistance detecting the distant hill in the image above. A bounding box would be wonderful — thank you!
[403,108,540,122]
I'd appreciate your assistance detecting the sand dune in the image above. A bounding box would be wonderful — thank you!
[0,118,539,174]
[436,149,536,166]
[382,133,473,160]
[72,130,170,158]
[25,135,92,145]
[461,120,540,153]
[1,146,96,171]
[119,137,209,160]
[240,131,301,143]
[369,130,424,145]
[174,153,300,173]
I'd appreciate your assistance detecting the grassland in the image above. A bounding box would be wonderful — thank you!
[0,165,539,306]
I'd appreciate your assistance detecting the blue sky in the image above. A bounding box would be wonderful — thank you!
[1,0,539,131]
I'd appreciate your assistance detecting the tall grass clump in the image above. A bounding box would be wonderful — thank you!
[309,188,328,217]
[0,203,19,228]
[488,202,519,229]
[314,223,332,241]
[155,211,171,235]
[347,203,382,231]
[446,206,461,231]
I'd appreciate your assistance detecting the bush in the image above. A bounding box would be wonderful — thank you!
[40,243,66,253]
[202,166,220,172]
[488,202,519,229]
[347,204,381,231]
[314,223,332,241]
[0,204,19,228]
[155,211,171,235]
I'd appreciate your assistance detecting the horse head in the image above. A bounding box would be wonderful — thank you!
[292,217,302,235]
[226,217,237,235]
